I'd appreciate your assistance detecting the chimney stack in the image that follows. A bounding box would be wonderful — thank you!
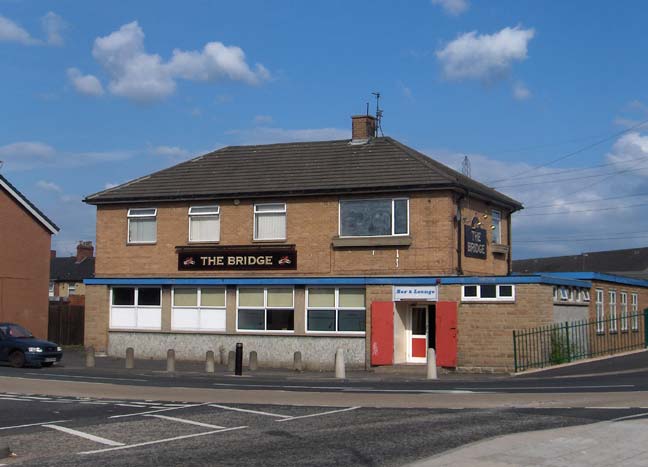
[76,241,94,263]
[351,115,377,142]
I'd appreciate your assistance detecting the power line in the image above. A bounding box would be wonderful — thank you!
[515,200,648,217]
[485,117,648,185]
[515,234,648,243]
[524,191,648,210]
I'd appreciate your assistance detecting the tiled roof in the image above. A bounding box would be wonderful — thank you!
[50,257,95,282]
[84,137,522,209]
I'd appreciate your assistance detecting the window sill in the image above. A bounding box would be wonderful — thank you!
[492,243,509,255]
[127,242,157,246]
[331,236,412,248]
[251,239,287,244]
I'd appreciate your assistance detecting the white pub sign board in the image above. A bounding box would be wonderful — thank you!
[392,285,439,302]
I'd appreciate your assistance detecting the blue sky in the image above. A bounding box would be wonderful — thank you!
[2,0,648,259]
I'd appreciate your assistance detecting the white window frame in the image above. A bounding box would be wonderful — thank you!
[109,287,162,330]
[236,287,294,333]
[631,293,639,331]
[491,209,502,244]
[596,289,605,333]
[188,205,220,243]
[461,284,515,302]
[305,287,366,335]
[68,283,77,295]
[581,290,590,302]
[171,287,226,331]
[49,282,54,297]
[127,208,157,244]
[559,287,569,301]
[338,197,410,238]
[609,290,618,333]
[620,291,628,332]
[253,203,287,241]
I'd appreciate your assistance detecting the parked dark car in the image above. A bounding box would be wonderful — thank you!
[0,323,63,368]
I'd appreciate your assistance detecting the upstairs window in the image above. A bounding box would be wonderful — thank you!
[189,206,220,242]
[491,209,502,244]
[127,208,157,244]
[339,198,409,237]
[254,203,286,240]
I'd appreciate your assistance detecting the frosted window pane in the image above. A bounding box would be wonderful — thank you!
[129,218,156,242]
[267,288,293,307]
[308,289,335,307]
[190,216,220,242]
[174,288,198,307]
[339,288,365,308]
[201,288,225,307]
[171,308,199,330]
[199,308,226,331]
[239,288,264,307]
[256,204,285,212]
[255,213,286,239]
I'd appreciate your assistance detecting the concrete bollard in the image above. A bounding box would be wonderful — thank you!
[335,348,345,379]
[125,347,134,369]
[166,349,175,373]
[85,346,95,368]
[227,351,236,371]
[205,350,215,373]
[427,348,438,380]
[293,351,303,372]
[249,351,258,371]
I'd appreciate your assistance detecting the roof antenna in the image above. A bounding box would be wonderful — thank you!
[372,92,384,136]
[461,155,471,177]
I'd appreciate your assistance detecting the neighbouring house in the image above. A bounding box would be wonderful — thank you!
[513,247,648,280]
[0,173,59,338]
[50,241,96,305]
[81,115,648,371]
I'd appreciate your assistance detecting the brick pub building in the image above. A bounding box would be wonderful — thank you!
[83,116,648,371]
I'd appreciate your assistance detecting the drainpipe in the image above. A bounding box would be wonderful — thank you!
[507,211,513,274]
[456,193,465,276]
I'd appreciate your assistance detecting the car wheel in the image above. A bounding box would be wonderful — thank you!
[9,350,25,368]
[41,362,54,367]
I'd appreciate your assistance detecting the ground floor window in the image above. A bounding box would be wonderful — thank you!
[461,284,515,301]
[172,287,226,331]
[110,287,161,330]
[306,287,366,333]
[631,293,639,331]
[595,289,605,333]
[609,290,618,333]
[237,287,294,332]
[620,292,628,332]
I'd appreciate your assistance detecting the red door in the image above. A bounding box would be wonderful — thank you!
[435,301,458,367]
[371,302,394,366]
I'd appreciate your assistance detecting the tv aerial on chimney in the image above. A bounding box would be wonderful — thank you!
[372,92,384,137]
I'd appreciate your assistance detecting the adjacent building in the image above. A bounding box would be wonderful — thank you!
[0,174,59,338]
[82,116,648,371]
[50,241,96,304]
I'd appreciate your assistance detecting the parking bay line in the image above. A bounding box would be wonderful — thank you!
[79,426,247,455]
[209,404,291,418]
[144,414,225,429]
[110,401,212,419]
[25,373,148,382]
[0,419,72,431]
[277,406,361,422]
[43,424,125,446]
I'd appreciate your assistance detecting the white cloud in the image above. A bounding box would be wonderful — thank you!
[36,180,62,192]
[431,0,469,16]
[606,132,648,177]
[254,115,273,124]
[150,145,190,159]
[436,26,535,82]
[104,182,118,189]
[41,12,65,46]
[512,81,531,100]
[0,14,38,45]
[87,21,269,103]
[67,68,105,96]
[227,127,350,145]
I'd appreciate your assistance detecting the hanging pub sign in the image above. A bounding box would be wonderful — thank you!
[177,246,297,271]
[464,225,487,259]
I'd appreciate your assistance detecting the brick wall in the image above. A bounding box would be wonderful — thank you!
[0,189,52,338]
[84,285,109,352]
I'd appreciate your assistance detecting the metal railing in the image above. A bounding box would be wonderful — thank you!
[513,310,648,372]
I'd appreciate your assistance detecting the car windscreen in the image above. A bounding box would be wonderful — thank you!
[0,324,33,338]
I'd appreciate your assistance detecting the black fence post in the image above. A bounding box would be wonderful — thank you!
[513,330,518,373]
[235,343,243,376]
[564,321,571,363]
[644,309,648,348]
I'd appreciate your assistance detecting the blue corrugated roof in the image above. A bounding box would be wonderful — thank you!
[528,271,648,288]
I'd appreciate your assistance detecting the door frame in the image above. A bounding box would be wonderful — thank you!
[406,304,428,363]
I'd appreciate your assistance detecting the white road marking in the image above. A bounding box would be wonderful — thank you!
[144,414,225,429]
[277,406,360,422]
[80,402,108,405]
[109,401,211,419]
[456,385,634,390]
[209,404,291,418]
[43,424,125,446]
[611,412,648,422]
[584,406,631,409]
[40,400,74,403]
[7,395,51,400]
[26,373,148,382]
[0,419,71,430]
[0,397,32,402]
[116,404,147,408]
[211,383,480,394]
[79,426,247,455]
